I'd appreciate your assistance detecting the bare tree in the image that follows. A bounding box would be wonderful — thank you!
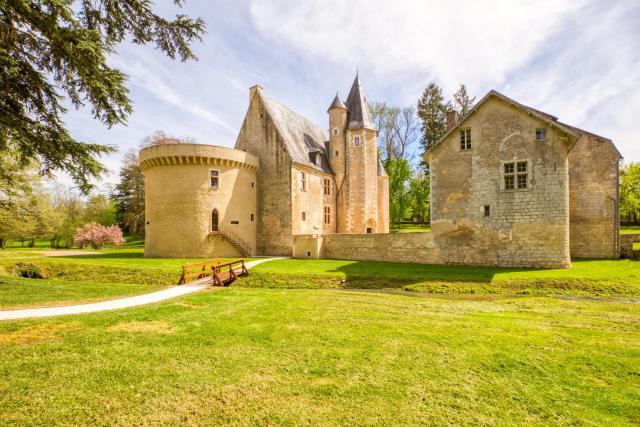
[141,131,196,147]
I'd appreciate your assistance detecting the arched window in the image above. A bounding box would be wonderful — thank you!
[211,209,219,232]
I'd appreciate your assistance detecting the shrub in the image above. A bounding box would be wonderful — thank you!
[74,222,125,249]
[13,263,47,279]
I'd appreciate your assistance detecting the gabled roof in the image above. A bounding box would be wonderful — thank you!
[327,92,347,112]
[260,95,332,173]
[345,73,375,130]
[425,90,584,156]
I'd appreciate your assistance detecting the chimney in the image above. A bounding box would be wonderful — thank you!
[446,110,458,131]
[249,84,263,101]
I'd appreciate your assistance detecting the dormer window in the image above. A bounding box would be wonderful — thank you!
[354,136,360,146]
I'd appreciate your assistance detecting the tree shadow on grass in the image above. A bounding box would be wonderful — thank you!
[329,260,544,292]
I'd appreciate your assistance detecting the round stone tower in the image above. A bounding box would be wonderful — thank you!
[139,143,259,258]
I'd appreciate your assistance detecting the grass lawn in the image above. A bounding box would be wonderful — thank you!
[0,246,253,309]
[1,289,639,425]
[621,225,640,234]
[390,223,431,233]
[0,275,166,309]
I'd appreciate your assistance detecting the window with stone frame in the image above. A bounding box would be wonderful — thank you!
[354,136,360,146]
[323,178,332,195]
[535,127,547,141]
[323,206,331,224]
[300,171,307,191]
[460,129,471,150]
[503,161,528,190]
[210,170,219,187]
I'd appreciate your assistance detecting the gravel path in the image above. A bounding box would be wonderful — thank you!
[0,257,284,321]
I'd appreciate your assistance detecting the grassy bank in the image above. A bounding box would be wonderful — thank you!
[243,258,640,296]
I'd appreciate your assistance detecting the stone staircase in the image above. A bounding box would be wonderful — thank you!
[218,226,252,257]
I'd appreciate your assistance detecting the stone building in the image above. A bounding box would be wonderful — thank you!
[142,74,389,258]
[424,90,622,267]
[235,74,389,256]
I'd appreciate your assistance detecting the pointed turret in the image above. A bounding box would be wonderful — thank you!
[327,92,347,112]
[345,73,374,130]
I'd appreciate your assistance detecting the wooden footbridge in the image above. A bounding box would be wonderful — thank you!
[177,259,248,286]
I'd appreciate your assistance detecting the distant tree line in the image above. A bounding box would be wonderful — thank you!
[373,83,475,228]
[620,162,640,225]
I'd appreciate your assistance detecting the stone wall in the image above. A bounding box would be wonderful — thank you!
[425,96,572,268]
[568,134,620,258]
[235,88,294,255]
[620,234,640,258]
[291,165,337,235]
[140,144,258,258]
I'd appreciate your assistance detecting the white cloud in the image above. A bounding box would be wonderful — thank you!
[249,0,639,160]
[249,0,581,92]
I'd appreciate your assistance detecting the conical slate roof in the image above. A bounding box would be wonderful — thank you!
[345,73,374,129]
[327,92,347,112]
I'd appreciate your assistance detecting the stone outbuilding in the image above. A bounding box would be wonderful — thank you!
[424,90,622,268]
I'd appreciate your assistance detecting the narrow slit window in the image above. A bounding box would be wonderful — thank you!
[301,211,306,221]
[250,213,254,222]
[484,205,490,217]
[354,136,360,146]
[300,171,306,191]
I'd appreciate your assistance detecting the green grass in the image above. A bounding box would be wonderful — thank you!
[390,223,431,233]
[621,225,640,234]
[0,246,253,309]
[245,258,640,296]
[0,275,165,309]
[1,289,639,425]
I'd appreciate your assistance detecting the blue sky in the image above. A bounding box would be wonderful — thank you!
[62,0,640,189]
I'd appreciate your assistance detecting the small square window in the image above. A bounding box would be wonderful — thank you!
[517,161,527,173]
[210,170,219,187]
[354,136,360,146]
[504,175,515,190]
[301,212,306,221]
[535,127,547,140]
[484,205,490,217]
[504,163,514,174]
[517,174,528,189]
[335,150,339,157]
[333,128,338,136]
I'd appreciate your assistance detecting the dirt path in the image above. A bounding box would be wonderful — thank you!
[0,257,285,321]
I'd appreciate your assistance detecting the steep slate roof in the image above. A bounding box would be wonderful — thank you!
[260,95,332,173]
[424,90,586,158]
[345,73,375,130]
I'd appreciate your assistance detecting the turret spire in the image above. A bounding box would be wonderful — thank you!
[327,91,347,112]
[345,73,374,129]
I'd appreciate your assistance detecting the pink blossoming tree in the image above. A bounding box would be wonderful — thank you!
[74,223,125,249]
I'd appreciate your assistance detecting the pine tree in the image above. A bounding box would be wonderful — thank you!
[112,150,145,236]
[0,1,205,192]
[453,84,476,117]
[416,82,448,150]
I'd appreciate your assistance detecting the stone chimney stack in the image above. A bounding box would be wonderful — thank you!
[249,84,263,101]
[446,110,458,131]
